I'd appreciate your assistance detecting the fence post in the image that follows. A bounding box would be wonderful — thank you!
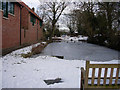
[84,61,90,88]
[81,67,84,90]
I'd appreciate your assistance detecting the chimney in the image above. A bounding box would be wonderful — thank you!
[32,7,35,12]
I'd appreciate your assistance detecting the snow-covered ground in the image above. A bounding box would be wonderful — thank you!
[0,43,119,88]
[0,57,2,90]
[60,35,88,41]
[2,55,85,88]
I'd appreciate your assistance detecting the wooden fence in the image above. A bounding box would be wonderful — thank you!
[81,61,120,89]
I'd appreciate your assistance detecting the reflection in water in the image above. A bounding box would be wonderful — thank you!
[41,41,120,61]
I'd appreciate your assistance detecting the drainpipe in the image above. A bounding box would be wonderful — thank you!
[20,6,22,46]
[37,21,38,41]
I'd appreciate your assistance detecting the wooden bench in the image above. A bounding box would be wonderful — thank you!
[81,61,120,90]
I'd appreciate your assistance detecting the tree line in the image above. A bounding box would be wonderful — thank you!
[37,1,120,51]
[66,2,120,51]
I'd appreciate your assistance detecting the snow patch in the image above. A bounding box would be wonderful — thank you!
[60,35,88,42]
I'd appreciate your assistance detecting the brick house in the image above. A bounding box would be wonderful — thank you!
[0,0,43,55]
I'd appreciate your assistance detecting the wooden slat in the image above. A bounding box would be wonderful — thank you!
[103,68,108,86]
[91,68,95,85]
[87,85,120,88]
[109,68,114,85]
[89,64,120,68]
[84,61,90,88]
[88,77,120,79]
[97,68,101,86]
[115,68,119,85]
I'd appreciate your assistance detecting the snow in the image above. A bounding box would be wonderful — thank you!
[11,42,43,55]
[2,55,85,88]
[0,43,119,88]
[0,57,2,90]
[78,35,88,41]
[60,35,88,41]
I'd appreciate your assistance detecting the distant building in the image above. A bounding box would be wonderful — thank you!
[0,0,43,55]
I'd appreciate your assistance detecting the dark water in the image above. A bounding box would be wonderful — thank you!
[40,41,120,61]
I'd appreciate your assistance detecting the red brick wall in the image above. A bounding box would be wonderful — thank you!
[21,9,43,45]
[2,4,20,49]
[21,7,28,30]
[0,10,2,50]
[37,20,43,40]
[2,3,43,52]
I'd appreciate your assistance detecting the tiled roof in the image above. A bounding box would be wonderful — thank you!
[16,0,42,21]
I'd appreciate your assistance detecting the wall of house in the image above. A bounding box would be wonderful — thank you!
[37,20,43,41]
[2,3,43,55]
[21,7,28,30]
[2,4,20,50]
[21,8,43,45]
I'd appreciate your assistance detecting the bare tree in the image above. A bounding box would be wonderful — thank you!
[65,13,76,35]
[37,2,68,39]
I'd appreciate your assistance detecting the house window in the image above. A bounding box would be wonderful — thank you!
[8,2,14,14]
[2,1,8,18]
[0,0,2,10]
[30,14,36,26]
[39,20,43,27]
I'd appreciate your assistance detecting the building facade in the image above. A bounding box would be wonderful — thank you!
[0,1,43,55]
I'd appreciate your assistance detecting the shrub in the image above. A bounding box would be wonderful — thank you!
[21,52,33,58]
[31,44,44,55]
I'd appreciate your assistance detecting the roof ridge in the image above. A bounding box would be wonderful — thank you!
[16,0,42,21]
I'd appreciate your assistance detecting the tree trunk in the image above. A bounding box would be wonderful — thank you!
[50,23,55,40]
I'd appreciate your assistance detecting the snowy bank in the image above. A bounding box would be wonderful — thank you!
[60,36,88,41]
[0,43,119,88]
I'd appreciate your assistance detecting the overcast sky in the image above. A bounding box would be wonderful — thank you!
[22,0,40,10]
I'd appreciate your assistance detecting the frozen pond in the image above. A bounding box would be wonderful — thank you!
[41,41,120,61]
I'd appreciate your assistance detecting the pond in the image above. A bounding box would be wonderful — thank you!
[40,41,120,61]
